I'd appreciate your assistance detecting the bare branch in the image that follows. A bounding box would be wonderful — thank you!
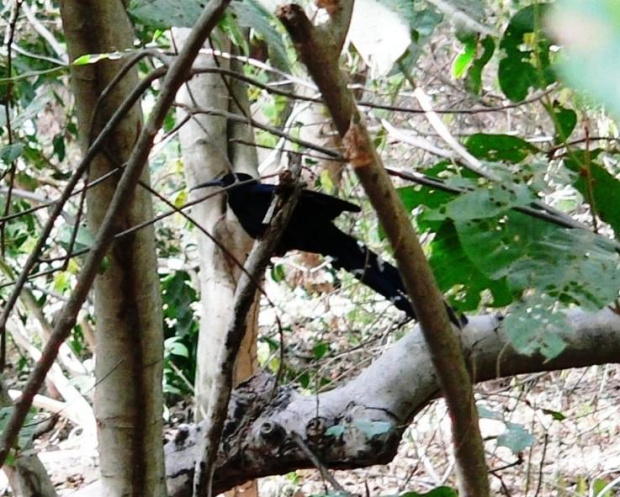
[277,5,490,495]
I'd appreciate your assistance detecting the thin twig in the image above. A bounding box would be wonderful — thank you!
[291,431,349,495]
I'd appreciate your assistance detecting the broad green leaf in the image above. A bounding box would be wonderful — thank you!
[229,0,290,73]
[457,212,620,309]
[507,229,620,307]
[545,102,577,143]
[497,422,535,454]
[429,222,512,311]
[397,186,455,214]
[0,407,37,453]
[0,143,24,164]
[57,224,95,253]
[465,133,538,163]
[498,4,555,102]
[313,342,329,360]
[429,183,535,222]
[165,337,190,357]
[129,0,203,28]
[592,478,614,497]
[502,293,569,358]
[564,155,620,238]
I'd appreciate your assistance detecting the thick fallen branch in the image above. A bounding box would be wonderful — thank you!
[165,309,620,496]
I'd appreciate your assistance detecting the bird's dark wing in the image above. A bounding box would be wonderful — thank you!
[299,189,361,220]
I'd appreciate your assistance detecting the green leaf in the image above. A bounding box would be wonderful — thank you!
[457,212,620,309]
[546,102,577,143]
[270,263,286,283]
[430,182,535,222]
[353,419,393,437]
[564,155,620,238]
[465,36,495,95]
[498,4,555,102]
[397,185,456,214]
[313,342,329,360]
[542,408,566,421]
[0,143,24,164]
[128,0,203,28]
[161,271,198,338]
[57,224,96,253]
[165,337,189,357]
[465,133,538,163]
[73,52,126,65]
[0,407,37,453]
[229,0,290,73]
[429,222,512,311]
[498,58,537,103]
[378,185,455,240]
[592,477,613,497]
[502,293,569,359]
[498,422,535,454]
[52,134,66,161]
[452,38,476,78]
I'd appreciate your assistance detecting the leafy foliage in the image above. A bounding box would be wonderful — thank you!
[498,4,555,102]
[161,270,199,396]
[129,0,291,72]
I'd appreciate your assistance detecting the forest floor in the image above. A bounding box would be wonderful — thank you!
[262,364,620,497]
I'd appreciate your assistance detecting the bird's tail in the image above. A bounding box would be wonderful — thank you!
[324,228,465,326]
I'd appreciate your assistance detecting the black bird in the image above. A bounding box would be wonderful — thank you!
[196,173,464,326]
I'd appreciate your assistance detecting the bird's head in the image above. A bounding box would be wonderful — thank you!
[192,172,257,190]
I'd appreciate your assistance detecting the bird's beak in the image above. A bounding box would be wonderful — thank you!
[191,178,224,191]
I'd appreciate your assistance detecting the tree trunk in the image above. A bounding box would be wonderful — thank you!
[58,1,165,495]
[174,31,259,497]
[173,30,258,418]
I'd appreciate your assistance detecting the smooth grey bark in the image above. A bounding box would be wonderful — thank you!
[58,1,165,495]
[174,30,258,420]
